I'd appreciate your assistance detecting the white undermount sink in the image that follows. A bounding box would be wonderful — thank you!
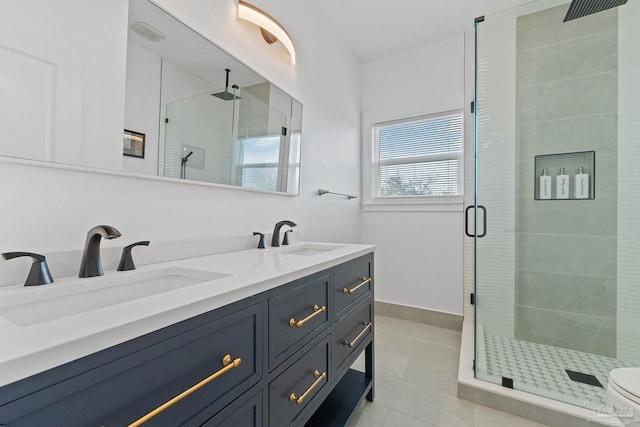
[279,243,344,256]
[0,267,228,327]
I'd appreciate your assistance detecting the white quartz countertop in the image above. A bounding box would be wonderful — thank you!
[0,242,374,387]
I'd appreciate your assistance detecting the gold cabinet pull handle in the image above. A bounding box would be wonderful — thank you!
[344,322,372,348]
[289,304,326,328]
[343,277,371,294]
[127,355,241,427]
[289,370,327,405]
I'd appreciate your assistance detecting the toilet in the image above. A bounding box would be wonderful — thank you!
[607,368,640,426]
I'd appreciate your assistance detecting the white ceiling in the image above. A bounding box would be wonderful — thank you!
[314,0,540,62]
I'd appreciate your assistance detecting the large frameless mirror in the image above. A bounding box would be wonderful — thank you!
[0,0,302,195]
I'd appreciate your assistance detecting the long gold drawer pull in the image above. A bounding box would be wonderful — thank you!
[344,322,372,348]
[289,304,326,328]
[343,277,371,294]
[127,355,242,427]
[289,370,327,405]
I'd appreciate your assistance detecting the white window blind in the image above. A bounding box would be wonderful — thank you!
[237,133,301,193]
[373,112,463,198]
[238,136,281,192]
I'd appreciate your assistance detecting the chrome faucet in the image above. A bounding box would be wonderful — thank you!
[271,220,297,247]
[79,225,121,278]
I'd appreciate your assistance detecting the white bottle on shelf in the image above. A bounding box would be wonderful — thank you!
[539,168,552,200]
[575,166,590,199]
[556,167,569,199]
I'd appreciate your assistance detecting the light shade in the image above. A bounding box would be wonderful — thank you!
[238,0,296,64]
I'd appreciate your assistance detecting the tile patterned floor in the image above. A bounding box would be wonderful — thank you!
[479,329,635,412]
[348,315,549,427]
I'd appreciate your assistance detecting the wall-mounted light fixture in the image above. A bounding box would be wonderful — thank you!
[238,0,296,64]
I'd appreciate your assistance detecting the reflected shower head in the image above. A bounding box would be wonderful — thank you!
[211,69,242,101]
[212,90,240,101]
[563,0,627,22]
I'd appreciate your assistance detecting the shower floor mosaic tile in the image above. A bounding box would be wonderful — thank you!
[479,329,635,414]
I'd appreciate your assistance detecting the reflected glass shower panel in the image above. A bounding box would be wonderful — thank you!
[164,90,236,183]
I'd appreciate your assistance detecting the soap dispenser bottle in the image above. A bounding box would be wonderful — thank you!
[556,167,569,199]
[539,168,552,200]
[575,166,590,199]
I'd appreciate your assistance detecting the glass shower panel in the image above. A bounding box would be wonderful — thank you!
[474,0,640,410]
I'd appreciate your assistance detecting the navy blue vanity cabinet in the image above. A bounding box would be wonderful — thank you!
[0,302,263,427]
[0,252,374,427]
[268,273,330,370]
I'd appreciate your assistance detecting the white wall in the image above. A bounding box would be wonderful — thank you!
[360,36,465,315]
[0,0,128,170]
[0,0,362,286]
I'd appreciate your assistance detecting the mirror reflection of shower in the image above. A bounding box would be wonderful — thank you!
[163,81,300,193]
[180,150,193,179]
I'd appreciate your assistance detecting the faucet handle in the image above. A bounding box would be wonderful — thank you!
[117,241,150,271]
[2,252,54,286]
[283,229,293,246]
[253,232,266,249]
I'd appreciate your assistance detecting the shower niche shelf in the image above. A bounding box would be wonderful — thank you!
[534,151,595,201]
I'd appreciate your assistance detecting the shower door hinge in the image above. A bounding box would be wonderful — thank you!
[165,118,169,123]
[470,293,475,305]
[282,127,287,136]
[470,101,475,114]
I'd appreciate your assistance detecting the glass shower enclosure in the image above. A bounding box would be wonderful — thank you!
[473,0,640,414]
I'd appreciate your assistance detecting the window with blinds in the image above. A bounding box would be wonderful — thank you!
[373,112,463,198]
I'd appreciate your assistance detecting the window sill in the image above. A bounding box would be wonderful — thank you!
[362,196,464,212]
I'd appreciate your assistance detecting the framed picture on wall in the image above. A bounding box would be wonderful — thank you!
[123,129,145,158]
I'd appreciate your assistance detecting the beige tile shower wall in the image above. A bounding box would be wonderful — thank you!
[514,5,618,357]
[616,0,640,363]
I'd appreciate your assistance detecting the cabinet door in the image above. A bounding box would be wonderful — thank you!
[333,302,373,376]
[0,303,263,427]
[269,336,330,427]
[268,274,330,370]
[333,256,372,321]
[200,389,264,427]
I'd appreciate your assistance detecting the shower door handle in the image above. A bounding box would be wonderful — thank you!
[464,205,487,238]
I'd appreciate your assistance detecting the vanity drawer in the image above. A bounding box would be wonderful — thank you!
[268,274,330,370]
[334,302,373,375]
[333,255,372,321]
[0,303,263,427]
[268,336,330,427]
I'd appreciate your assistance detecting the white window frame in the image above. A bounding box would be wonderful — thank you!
[362,110,464,212]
